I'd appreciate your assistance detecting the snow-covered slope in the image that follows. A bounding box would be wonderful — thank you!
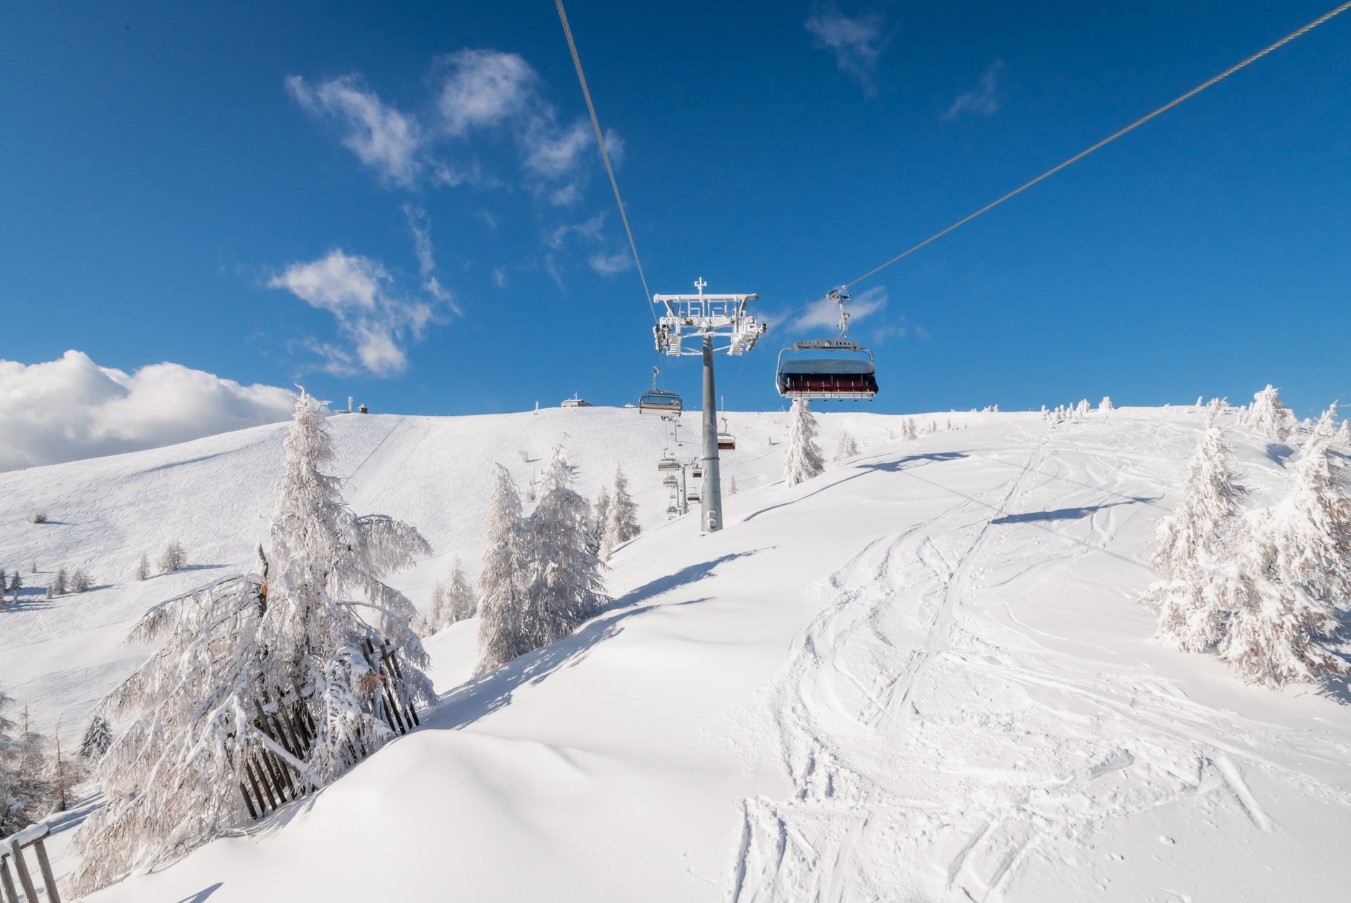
[5,405,1351,901]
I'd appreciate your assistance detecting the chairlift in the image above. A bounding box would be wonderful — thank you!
[657,456,681,472]
[662,474,678,489]
[639,366,683,416]
[717,416,736,451]
[687,490,701,502]
[692,465,704,480]
[776,289,878,401]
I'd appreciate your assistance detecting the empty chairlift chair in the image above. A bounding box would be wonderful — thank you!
[717,417,736,451]
[775,288,879,402]
[639,366,683,416]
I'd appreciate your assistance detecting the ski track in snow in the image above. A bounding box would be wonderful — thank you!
[728,422,1351,902]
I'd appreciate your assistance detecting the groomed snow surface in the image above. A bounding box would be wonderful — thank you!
[3,406,1350,901]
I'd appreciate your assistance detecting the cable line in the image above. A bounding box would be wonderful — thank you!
[555,0,656,323]
[837,0,1351,294]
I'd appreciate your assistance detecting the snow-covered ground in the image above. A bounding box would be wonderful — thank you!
[4,405,1350,901]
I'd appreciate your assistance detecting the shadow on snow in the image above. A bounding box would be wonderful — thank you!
[990,496,1159,525]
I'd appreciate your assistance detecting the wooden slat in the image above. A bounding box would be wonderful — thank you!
[6,843,37,903]
[0,856,18,903]
[31,838,61,903]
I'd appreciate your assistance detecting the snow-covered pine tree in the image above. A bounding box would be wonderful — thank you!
[1142,426,1246,650]
[48,727,85,813]
[588,485,611,555]
[785,399,825,487]
[476,465,531,673]
[902,417,918,441]
[48,567,67,598]
[79,714,113,760]
[1218,407,1351,685]
[134,553,150,581]
[1076,399,1091,418]
[71,569,92,593]
[1244,384,1295,440]
[424,558,477,635]
[1100,396,1115,413]
[835,432,859,461]
[73,392,433,894]
[526,449,610,641]
[1207,397,1228,420]
[728,473,738,495]
[599,465,639,559]
[1337,418,1350,446]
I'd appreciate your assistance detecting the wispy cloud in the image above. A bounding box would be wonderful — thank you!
[942,60,1006,121]
[492,266,507,288]
[806,5,887,96]
[268,250,443,377]
[588,250,632,276]
[285,75,422,186]
[547,211,606,250]
[0,351,294,471]
[403,204,461,314]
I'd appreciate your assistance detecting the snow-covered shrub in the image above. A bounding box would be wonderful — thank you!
[28,512,47,525]
[785,399,824,487]
[1243,384,1295,440]
[70,569,92,593]
[1100,396,1115,413]
[1206,397,1229,420]
[73,392,432,894]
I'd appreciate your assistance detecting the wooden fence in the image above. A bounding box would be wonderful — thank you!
[0,823,61,903]
[236,638,420,819]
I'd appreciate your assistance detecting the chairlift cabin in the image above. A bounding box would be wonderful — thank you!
[717,416,736,451]
[775,289,879,401]
[639,366,683,416]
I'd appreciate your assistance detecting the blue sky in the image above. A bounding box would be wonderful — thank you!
[3,0,1348,432]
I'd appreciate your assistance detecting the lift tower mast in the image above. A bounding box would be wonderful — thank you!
[653,278,766,534]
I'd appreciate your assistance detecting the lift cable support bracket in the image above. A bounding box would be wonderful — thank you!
[653,277,767,357]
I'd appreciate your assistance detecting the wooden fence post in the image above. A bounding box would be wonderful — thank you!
[31,837,61,903]
[0,855,18,903]
[5,842,37,903]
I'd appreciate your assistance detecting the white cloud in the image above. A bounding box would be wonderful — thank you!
[403,205,461,314]
[522,117,593,179]
[268,250,443,377]
[588,250,632,276]
[436,50,536,135]
[0,351,295,472]
[791,285,888,334]
[806,5,887,96]
[942,60,1006,121]
[286,74,422,186]
[492,267,508,288]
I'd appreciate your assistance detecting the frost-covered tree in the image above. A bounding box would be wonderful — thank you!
[1217,407,1351,685]
[902,417,919,441]
[476,465,530,674]
[785,399,825,487]
[422,558,477,635]
[8,571,22,601]
[134,553,151,582]
[834,432,859,461]
[48,567,67,598]
[1100,396,1115,413]
[599,465,639,559]
[0,698,52,835]
[74,392,432,894]
[588,485,611,556]
[1207,397,1229,420]
[79,714,113,760]
[728,473,738,495]
[70,568,92,593]
[48,728,85,813]
[1243,384,1295,440]
[1076,398,1091,418]
[1142,427,1246,651]
[158,541,186,573]
[477,452,610,674]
